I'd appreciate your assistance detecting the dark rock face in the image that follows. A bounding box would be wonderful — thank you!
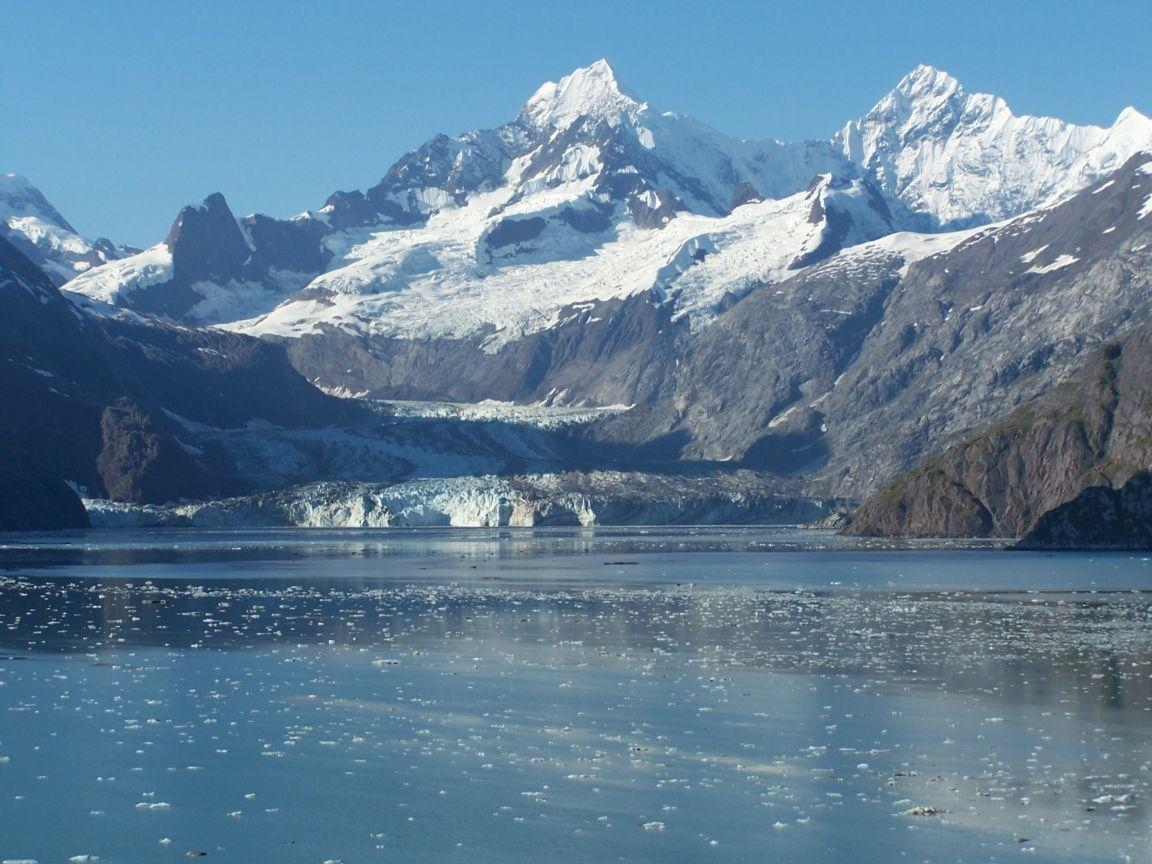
[0,235,361,527]
[558,204,614,234]
[0,234,113,513]
[729,181,763,209]
[485,216,546,250]
[845,319,1152,538]
[283,290,686,408]
[165,192,252,284]
[96,398,211,504]
[0,448,90,530]
[318,189,384,231]
[1016,472,1152,550]
[242,214,331,275]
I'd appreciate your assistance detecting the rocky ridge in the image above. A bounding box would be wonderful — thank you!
[1016,472,1152,549]
[846,315,1152,538]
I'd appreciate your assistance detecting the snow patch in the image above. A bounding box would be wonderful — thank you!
[1139,193,1152,220]
[65,244,174,305]
[1019,245,1049,265]
[1025,254,1079,275]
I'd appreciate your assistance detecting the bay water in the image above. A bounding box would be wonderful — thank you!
[0,528,1149,863]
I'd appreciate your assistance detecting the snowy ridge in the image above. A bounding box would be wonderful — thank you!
[58,62,1152,348]
[0,173,130,284]
[235,174,890,344]
[835,65,1152,228]
[64,243,174,304]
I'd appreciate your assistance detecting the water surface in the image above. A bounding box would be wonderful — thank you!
[1,528,1149,863]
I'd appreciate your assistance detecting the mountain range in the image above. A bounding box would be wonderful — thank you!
[4,61,1152,541]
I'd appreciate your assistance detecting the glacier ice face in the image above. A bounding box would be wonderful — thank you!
[83,473,841,529]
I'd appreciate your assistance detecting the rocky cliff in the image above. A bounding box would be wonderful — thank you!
[1015,471,1152,549]
[0,235,362,528]
[845,319,1152,538]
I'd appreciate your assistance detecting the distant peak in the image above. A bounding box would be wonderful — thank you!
[0,172,34,190]
[165,192,241,250]
[0,173,75,232]
[201,192,232,212]
[893,64,963,100]
[1115,105,1152,127]
[0,172,48,202]
[582,58,618,82]
[519,59,644,129]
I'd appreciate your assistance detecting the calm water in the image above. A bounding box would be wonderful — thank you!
[0,527,1149,863]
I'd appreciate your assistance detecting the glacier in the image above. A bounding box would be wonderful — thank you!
[83,474,844,529]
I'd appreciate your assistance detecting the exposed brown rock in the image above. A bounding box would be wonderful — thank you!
[846,322,1152,538]
[96,399,211,504]
[1016,471,1152,549]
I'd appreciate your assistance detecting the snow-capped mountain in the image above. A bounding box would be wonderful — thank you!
[835,64,1152,229]
[69,60,860,333]
[629,151,1152,499]
[0,173,135,285]
[318,59,841,232]
[64,61,1152,351]
[7,61,1152,534]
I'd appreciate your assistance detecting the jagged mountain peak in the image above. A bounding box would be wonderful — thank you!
[860,64,994,134]
[161,191,254,292]
[835,65,1152,229]
[164,192,240,249]
[1109,106,1152,149]
[0,172,75,232]
[180,191,233,217]
[892,64,963,100]
[1116,105,1152,126]
[519,59,644,129]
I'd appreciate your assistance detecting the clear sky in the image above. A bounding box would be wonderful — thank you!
[3,0,1149,247]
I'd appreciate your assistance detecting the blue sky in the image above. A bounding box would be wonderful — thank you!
[3,0,1150,247]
